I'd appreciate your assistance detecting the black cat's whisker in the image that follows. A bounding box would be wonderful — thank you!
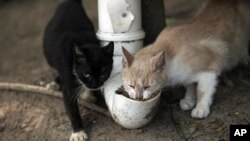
[72,85,83,97]
[74,91,83,104]
[72,85,85,103]
[73,87,85,104]
[76,85,85,95]
[71,89,81,103]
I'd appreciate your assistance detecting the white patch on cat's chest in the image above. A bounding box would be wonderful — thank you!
[167,56,194,85]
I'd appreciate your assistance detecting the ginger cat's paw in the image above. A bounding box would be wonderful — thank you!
[70,131,88,141]
[191,105,210,118]
[180,98,195,111]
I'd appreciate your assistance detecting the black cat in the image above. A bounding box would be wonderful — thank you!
[43,0,113,140]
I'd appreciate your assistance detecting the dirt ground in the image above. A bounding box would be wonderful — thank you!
[0,0,249,141]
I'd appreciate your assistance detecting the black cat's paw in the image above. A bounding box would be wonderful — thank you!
[70,131,88,141]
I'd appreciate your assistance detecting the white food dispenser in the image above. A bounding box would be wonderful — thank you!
[97,0,161,128]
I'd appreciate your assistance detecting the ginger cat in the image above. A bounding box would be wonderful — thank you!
[121,0,250,118]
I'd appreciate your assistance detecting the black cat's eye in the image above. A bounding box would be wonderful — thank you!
[144,86,150,89]
[83,73,90,78]
[129,85,135,89]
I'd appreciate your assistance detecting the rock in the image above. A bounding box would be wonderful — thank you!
[24,126,34,133]
[46,81,59,91]
[39,80,45,86]
[20,123,27,129]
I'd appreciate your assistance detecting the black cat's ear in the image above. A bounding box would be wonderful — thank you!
[102,42,114,56]
[122,47,134,68]
[150,51,165,72]
[74,45,84,56]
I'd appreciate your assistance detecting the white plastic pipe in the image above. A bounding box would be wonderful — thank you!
[97,0,161,129]
[98,0,142,33]
[97,0,145,76]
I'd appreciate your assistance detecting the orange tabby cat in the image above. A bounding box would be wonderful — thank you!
[121,0,250,118]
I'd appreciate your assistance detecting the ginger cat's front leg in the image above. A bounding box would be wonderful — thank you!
[191,72,218,118]
[180,83,196,111]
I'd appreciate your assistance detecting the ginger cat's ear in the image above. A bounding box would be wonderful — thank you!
[150,51,165,71]
[122,47,134,68]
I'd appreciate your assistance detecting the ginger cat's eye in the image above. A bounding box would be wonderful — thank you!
[144,86,150,89]
[129,85,135,89]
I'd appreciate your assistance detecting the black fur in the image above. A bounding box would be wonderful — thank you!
[43,0,113,133]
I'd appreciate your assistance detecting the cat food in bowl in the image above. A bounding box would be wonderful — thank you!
[103,74,161,129]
